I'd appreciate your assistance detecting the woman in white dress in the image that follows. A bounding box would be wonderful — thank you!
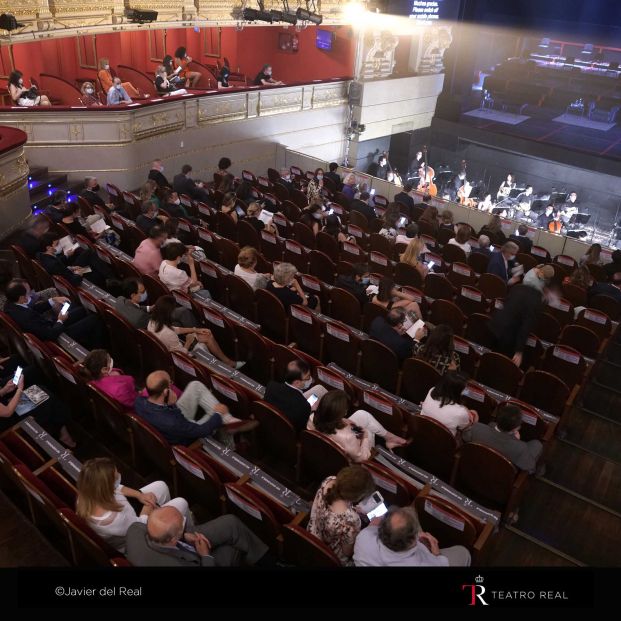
[76,457,190,553]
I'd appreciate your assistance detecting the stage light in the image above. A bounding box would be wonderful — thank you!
[296,7,323,25]
[242,7,273,22]
[270,9,298,24]
[125,8,158,23]
[0,14,26,31]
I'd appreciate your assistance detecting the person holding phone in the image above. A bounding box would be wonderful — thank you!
[412,324,460,375]
[307,390,409,463]
[308,466,376,566]
[159,242,207,296]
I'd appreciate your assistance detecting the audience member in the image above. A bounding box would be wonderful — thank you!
[488,284,544,366]
[81,349,139,410]
[308,390,408,462]
[173,164,209,202]
[604,249,621,280]
[399,238,428,280]
[4,280,105,350]
[155,65,187,96]
[369,308,422,363]
[308,466,375,565]
[418,205,440,236]
[486,241,521,284]
[394,183,415,212]
[322,214,350,243]
[522,264,554,294]
[76,457,189,552]
[378,204,402,239]
[80,176,113,210]
[36,232,89,286]
[132,225,167,276]
[412,324,460,374]
[8,70,51,106]
[107,76,132,105]
[349,191,377,224]
[148,159,170,188]
[335,263,370,308]
[395,222,420,246]
[159,242,203,294]
[509,223,533,254]
[254,64,283,86]
[80,81,101,106]
[234,246,270,290]
[420,371,477,436]
[18,216,50,257]
[353,506,471,566]
[324,162,341,189]
[134,370,255,446]
[439,209,454,231]
[277,168,295,193]
[580,243,602,267]
[341,173,358,202]
[300,203,323,235]
[372,277,422,318]
[60,203,89,237]
[220,191,239,224]
[43,190,68,223]
[462,404,543,473]
[126,506,269,567]
[448,225,472,256]
[266,262,319,311]
[98,58,139,97]
[264,359,326,432]
[479,214,506,246]
[245,202,275,234]
[472,234,492,257]
[173,47,201,87]
[306,168,324,204]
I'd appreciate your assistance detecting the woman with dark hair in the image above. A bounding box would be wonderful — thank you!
[217,174,234,194]
[412,324,460,374]
[217,157,232,175]
[418,205,439,236]
[371,277,422,318]
[322,214,350,243]
[173,46,201,87]
[379,204,403,239]
[220,191,239,223]
[8,70,51,107]
[307,168,324,204]
[81,349,139,410]
[308,466,376,565]
[300,203,324,235]
[163,54,185,88]
[147,296,244,368]
[448,225,472,256]
[61,203,89,237]
[479,214,506,246]
[307,390,409,462]
[235,180,253,202]
[420,371,477,436]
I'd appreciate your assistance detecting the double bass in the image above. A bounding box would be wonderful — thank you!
[417,146,437,197]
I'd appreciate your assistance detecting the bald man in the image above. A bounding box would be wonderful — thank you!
[134,370,257,446]
[126,506,271,567]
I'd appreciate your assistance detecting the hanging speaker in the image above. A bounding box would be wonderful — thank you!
[348,81,362,105]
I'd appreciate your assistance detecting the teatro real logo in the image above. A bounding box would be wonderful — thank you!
[462,576,489,606]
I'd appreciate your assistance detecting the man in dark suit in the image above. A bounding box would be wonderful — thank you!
[4,280,105,349]
[394,183,415,213]
[17,216,50,258]
[80,176,112,211]
[43,190,68,223]
[509,224,533,254]
[173,164,210,202]
[485,241,521,284]
[369,309,420,363]
[350,192,377,223]
[335,263,371,309]
[148,159,170,188]
[264,359,315,432]
[126,506,270,567]
[277,168,296,193]
[487,283,543,367]
[462,404,543,473]
[589,277,621,304]
[324,162,341,190]
[161,191,200,224]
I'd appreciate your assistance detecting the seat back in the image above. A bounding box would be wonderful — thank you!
[478,273,507,300]
[299,429,350,483]
[329,287,362,329]
[256,288,289,343]
[0,311,31,362]
[225,273,256,321]
[406,414,457,479]
[259,230,283,263]
[237,219,261,250]
[59,508,119,566]
[589,294,621,321]
[142,273,170,303]
[308,250,336,284]
[233,323,273,385]
[465,313,493,348]
[359,389,405,436]
[424,273,455,301]
[11,244,37,284]
[394,262,423,288]
[289,303,323,359]
[137,328,174,377]
[251,400,298,466]
[281,524,341,567]
[576,308,612,341]
[215,235,240,270]
[559,324,600,359]
[401,358,441,404]
[102,307,142,374]
[476,352,523,396]
[429,299,466,336]
[541,345,586,388]
[360,338,400,393]
[322,321,361,375]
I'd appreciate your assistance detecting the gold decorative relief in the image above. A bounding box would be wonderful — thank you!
[69,123,84,140]
[259,90,303,116]
[119,123,131,140]
[15,154,30,176]
[311,84,348,108]
[197,95,247,125]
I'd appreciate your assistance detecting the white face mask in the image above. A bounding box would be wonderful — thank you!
[316,174,323,180]
[173,198,180,205]
[54,245,63,255]
[301,377,313,390]
[105,64,110,70]
[139,291,148,303]
[107,357,114,372]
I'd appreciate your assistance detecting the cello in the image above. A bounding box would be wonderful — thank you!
[417,145,437,196]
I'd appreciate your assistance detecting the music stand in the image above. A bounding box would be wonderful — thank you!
[509,188,523,199]
[568,213,590,226]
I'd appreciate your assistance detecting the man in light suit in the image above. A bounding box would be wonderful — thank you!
[461,404,543,474]
[126,506,270,567]
[485,241,521,284]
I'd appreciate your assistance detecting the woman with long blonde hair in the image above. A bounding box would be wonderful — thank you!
[76,457,189,552]
[399,237,428,280]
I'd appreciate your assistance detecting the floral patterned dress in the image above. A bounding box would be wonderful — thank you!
[307,476,362,566]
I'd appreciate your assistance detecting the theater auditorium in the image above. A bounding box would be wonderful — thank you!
[0,0,619,601]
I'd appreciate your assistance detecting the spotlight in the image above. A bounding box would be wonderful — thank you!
[296,8,322,25]
[270,9,298,24]
[0,14,26,31]
[242,7,273,22]
[125,8,158,23]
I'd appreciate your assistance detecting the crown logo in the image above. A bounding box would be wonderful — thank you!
[475,576,484,584]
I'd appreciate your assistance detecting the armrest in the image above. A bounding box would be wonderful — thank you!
[472,519,495,555]
[32,457,58,476]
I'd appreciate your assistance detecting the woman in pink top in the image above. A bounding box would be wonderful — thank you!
[307,390,409,462]
[81,349,181,409]
[132,226,167,275]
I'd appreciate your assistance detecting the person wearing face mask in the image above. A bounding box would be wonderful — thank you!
[136,200,166,235]
[335,263,372,309]
[522,264,554,294]
[253,64,284,86]
[148,159,171,189]
[277,167,296,193]
[485,241,521,285]
[264,360,327,432]
[8,70,51,107]
[79,81,102,106]
[300,203,324,236]
[76,456,191,553]
[154,64,187,96]
[306,168,325,203]
[106,76,133,105]
[98,58,140,98]
[160,190,200,224]
[80,176,114,210]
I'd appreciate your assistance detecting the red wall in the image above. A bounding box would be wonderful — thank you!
[6,25,354,86]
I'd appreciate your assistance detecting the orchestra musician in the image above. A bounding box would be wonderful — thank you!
[409,151,425,178]
[515,185,534,219]
[497,173,515,200]
[536,204,554,230]
[560,191,579,224]
[449,170,466,201]
[457,180,477,208]
[477,193,495,213]
[417,164,437,196]
[548,209,564,234]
